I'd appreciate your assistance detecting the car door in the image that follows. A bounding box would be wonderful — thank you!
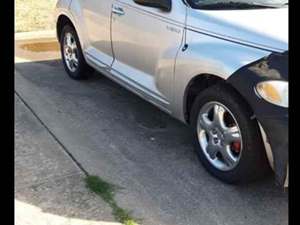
[111,0,186,111]
[79,0,114,67]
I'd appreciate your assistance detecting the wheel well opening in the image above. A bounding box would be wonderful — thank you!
[184,74,225,124]
[184,74,255,124]
[56,15,74,41]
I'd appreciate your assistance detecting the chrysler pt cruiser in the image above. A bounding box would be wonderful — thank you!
[55,0,288,186]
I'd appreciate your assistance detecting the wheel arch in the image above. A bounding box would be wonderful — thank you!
[57,14,76,41]
[183,73,255,124]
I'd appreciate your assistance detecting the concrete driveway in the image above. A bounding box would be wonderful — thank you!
[15,40,288,225]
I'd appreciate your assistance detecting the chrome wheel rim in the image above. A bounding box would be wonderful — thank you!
[63,32,79,72]
[197,101,243,171]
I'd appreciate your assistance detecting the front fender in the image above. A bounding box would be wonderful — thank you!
[173,30,270,122]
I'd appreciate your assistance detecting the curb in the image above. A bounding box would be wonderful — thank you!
[15,30,57,43]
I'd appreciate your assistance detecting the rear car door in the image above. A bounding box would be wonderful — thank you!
[111,0,186,111]
[79,0,114,67]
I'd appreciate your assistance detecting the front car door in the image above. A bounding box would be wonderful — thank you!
[111,0,186,112]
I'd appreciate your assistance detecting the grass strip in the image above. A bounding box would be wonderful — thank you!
[85,175,140,225]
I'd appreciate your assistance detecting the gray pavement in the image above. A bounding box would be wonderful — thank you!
[15,94,120,225]
[15,48,288,225]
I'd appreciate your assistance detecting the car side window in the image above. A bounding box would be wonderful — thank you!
[133,0,172,12]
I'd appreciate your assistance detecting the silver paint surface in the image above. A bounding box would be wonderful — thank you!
[56,0,287,121]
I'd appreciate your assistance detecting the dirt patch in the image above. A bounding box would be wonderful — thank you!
[19,42,60,53]
[15,40,60,63]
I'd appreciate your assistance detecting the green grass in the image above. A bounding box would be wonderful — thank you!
[15,0,57,32]
[85,176,140,225]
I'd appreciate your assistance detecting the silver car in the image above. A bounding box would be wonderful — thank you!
[55,0,288,186]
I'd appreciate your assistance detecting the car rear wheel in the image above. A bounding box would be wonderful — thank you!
[190,83,271,184]
[60,24,93,79]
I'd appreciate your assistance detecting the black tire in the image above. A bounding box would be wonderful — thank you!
[190,83,271,184]
[60,24,93,80]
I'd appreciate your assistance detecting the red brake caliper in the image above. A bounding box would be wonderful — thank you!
[231,141,241,153]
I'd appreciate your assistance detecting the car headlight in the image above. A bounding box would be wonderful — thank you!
[255,80,288,108]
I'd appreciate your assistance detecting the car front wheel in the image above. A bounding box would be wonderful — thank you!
[190,83,271,184]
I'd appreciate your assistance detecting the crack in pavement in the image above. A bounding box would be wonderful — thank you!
[15,90,89,176]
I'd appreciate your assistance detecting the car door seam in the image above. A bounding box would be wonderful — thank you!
[109,3,116,68]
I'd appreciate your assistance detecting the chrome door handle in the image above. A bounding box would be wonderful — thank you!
[112,6,125,16]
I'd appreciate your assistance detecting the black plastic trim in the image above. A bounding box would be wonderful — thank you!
[227,51,288,185]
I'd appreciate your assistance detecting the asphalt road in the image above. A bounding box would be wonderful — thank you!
[15,56,288,225]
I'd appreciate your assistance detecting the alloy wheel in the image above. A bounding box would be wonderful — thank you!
[63,32,79,72]
[197,101,243,171]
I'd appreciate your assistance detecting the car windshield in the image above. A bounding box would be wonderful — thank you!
[187,0,288,9]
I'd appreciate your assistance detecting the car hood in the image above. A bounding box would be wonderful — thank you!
[187,7,288,52]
